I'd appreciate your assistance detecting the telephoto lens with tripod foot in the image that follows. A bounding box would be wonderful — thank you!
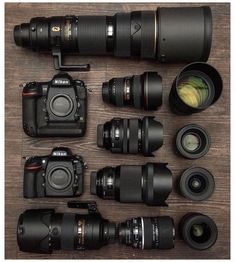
[91,163,172,206]
[102,72,162,110]
[14,6,212,70]
[97,116,163,156]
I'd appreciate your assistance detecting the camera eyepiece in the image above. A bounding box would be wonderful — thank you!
[97,116,163,156]
[179,167,215,201]
[175,124,210,159]
[102,72,162,110]
[119,216,175,249]
[90,163,172,206]
[169,63,223,115]
[179,213,218,250]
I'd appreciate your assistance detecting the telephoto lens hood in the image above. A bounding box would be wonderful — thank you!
[102,72,162,110]
[169,62,223,115]
[175,124,210,159]
[179,167,215,201]
[179,213,218,250]
[90,163,172,206]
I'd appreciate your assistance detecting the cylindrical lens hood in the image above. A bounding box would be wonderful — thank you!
[157,6,212,63]
[179,213,218,250]
[169,62,223,115]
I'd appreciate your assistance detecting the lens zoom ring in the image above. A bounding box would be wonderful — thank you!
[61,214,76,250]
[113,78,125,106]
[114,13,131,57]
[77,16,106,55]
[128,119,139,153]
[141,11,156,58]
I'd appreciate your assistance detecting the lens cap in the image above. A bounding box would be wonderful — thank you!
[175,124,210,159]
[180,213,218,250]
[142,116,163,156]
[179,167,215,201]
[97,124,104,147]
[90,172,97,195]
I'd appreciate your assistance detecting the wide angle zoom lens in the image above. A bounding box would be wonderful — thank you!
[97,116,163,156]
[17,209,117,253]
[169,63,223,115]
[180,213,218,250]
[102,72,162,110]
[90,163,172,206]
[119,216,175,250]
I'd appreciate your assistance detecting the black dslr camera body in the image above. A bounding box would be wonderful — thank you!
[24,147,84,198]
[22,73,87,137]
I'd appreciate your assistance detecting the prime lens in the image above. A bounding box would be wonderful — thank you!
[119,216,175,249]
[90,163,172,206]
[14,7,212,70]
[97,116,163,156]
[179,213,218,250]
[169,63,223,114]
[102,72,162,110]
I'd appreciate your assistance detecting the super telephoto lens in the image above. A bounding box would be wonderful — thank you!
[179,167,215,201]
[119,216,175,249]
[169,63,223,115]
[90,163,172,206]
[179,213,218,250]
[175,124,210,159]
[14,7,212,70]
[102,72,162,110]
[17,204,116,253]
[97,116,163,156]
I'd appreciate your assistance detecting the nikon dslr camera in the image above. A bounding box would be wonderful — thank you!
[23,147,84,198]
[22,73,87,137]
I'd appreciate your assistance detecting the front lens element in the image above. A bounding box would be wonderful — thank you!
[177,75,209,108]
[182,133,201,152]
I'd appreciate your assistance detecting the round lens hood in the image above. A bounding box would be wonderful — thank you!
[175,124,210,159]
[169,62,223,115]
[179,167,215,201]
[180,213,218,250]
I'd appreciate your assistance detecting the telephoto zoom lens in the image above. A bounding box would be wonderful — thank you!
[14,7,212,70]
[179,213,218,250]
[17,202,116,253]
[169,63,223,115]
[97,116,163,156]
[102,72,162,110]
[90,163,172,206]
[119,216,175,250]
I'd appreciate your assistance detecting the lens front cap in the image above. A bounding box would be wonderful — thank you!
[179,167,215,201]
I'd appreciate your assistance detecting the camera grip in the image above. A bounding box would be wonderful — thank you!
[22,96,37,137]
[24,172,37,198]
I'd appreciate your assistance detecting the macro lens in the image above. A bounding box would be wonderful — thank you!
[97,116,163,156]
[169,63,223,114]
[14,7,212,70]
[102,72,162,110]
[119,216,175,249]
[179,213,218,250]
[175,124,210,159]
[17,202,116,253]
[90,163,172,206]
[179,167,215,201]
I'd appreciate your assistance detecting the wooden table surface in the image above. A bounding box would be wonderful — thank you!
[5,2,230,259]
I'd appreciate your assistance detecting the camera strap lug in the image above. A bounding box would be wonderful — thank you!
[67,201,99,214]
[52,46,90,71]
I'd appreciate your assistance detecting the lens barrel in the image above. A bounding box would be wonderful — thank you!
[14,6,212,70]
[169,63,223,115]
[102,72,162,110]
[119,216,175,249]
[175,124,210,159]
[17,208,116,253]
[179,213,218,250]
[90,163,172,206]
[97,116,163,156]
